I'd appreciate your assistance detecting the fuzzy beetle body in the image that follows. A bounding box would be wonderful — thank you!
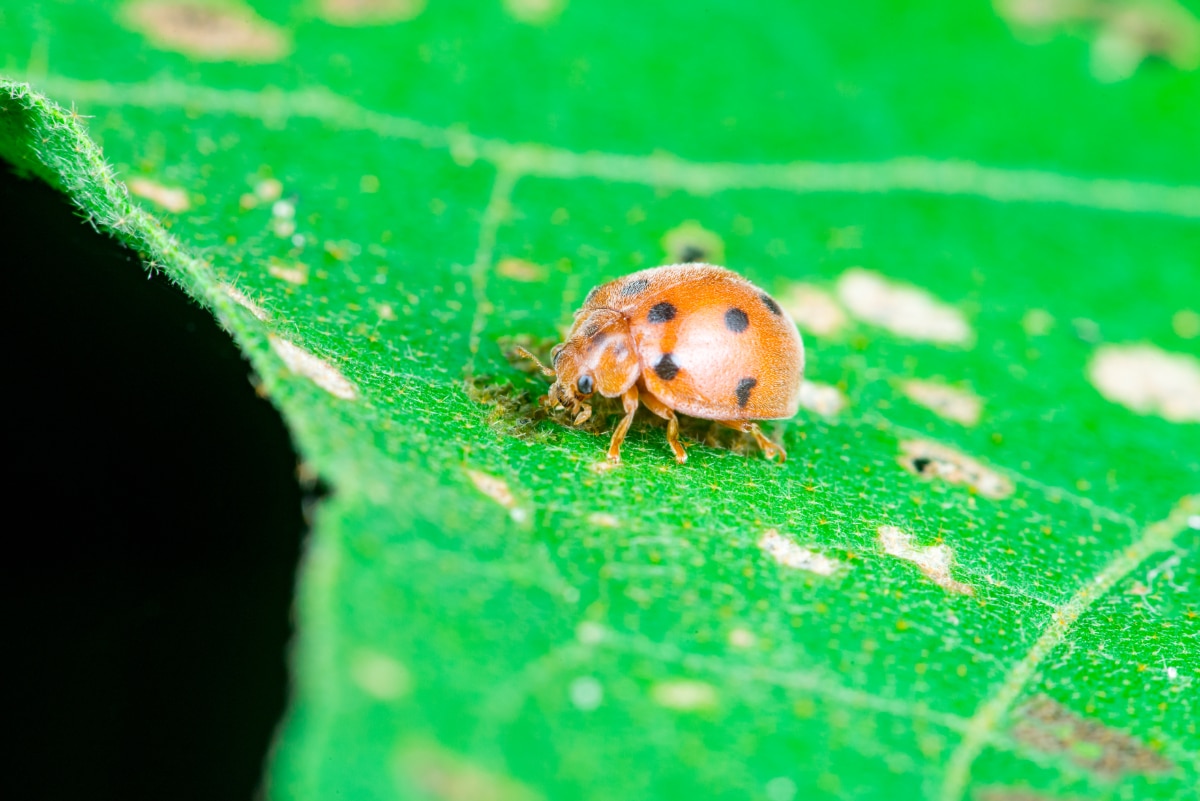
[519,263,804,463]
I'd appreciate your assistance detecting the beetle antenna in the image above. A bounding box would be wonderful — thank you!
[515,346,556,378]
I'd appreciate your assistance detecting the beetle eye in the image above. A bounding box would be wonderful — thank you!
[576,375,594,395]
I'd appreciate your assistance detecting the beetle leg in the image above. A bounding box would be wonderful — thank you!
[718,420,786,463]
[638,384,686,464]
[606,384,640,463]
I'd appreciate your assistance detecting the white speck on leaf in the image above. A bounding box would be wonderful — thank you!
[503,0,567,25]
[779,284,847,337]
[318,0,427,25]
[651,679,718,711]
[728,628,757,649]
[269,335,358,399]
[465,469,527,522]
[496,257,548,282]
[899,439,1014,500]
[128,177,190,212]
[569,676,603,711]
[758,529,843,576]
[1088,344,1200,422]
[878,525,973,594]
[797,381,847,417]
[576,622,606,644]
[901,379,983,426]
[351,650,412,700]
[268,261,308,285]
[765,777,798,801]
[836,268,971,344]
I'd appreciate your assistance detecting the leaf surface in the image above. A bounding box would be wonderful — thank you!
[2,2,1199,799]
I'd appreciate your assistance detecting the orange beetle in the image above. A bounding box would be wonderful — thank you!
[518,263,805,463]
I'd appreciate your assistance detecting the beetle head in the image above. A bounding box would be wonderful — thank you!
[515,342,595,426]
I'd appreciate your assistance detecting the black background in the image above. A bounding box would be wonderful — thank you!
[3,163,306,801]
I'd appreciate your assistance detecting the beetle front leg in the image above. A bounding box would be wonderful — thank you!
[606,385,640,463]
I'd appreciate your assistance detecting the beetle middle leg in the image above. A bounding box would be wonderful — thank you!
[606,384,640,463]
[638,383,686,464]
[717,420,786,462]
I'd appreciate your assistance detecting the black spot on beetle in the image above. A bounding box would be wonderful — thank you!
[735,377,757,407]
[648,302,677,323]
[912,456,932,474]
[760,293,782,316]
[724,307,750,333]
[655,353,680,381]
[620,278,650,297]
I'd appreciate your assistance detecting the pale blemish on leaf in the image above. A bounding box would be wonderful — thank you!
[496,257,548,282]
[586,512,620,528]
[727,627,757,649]
[127,177,190,212]
[995,0,1200,81]
[836,268,971,345]
[394,742,543,801]
[465,469,528,522]
[651,679,718,711]
[1022,308,1055,336]
[878,525,973,594]
[974,788,1089,801]
[222,283,269,321]
[758,529,844,575]
[351,649,412,700]
[661,220,725,265]
[271,198,296,238]
[796,381,847,417]
[1088,343,1200,422]
[575,621,607,644]
[503,0,567,25]
[899,439,1015,500]
[901,379,983,426]
[779,283,847,337]
[568,676,603,711]
[268,260,308,285]
[269,335,358,399]
[1173,309,1200,339]
[1011,695,1173,777]
[318,0,426,25]
[123,0,291,62]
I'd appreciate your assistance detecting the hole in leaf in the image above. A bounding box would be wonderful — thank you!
[2,162,309,801]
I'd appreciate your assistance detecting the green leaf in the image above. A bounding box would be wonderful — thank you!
[2,2,1199,800]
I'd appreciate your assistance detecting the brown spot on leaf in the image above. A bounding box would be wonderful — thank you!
[899,439,1014,499]
[124,0,290,62]
[1011,695,1173,777]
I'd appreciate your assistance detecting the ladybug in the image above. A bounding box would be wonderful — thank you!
[517,263,805,464]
